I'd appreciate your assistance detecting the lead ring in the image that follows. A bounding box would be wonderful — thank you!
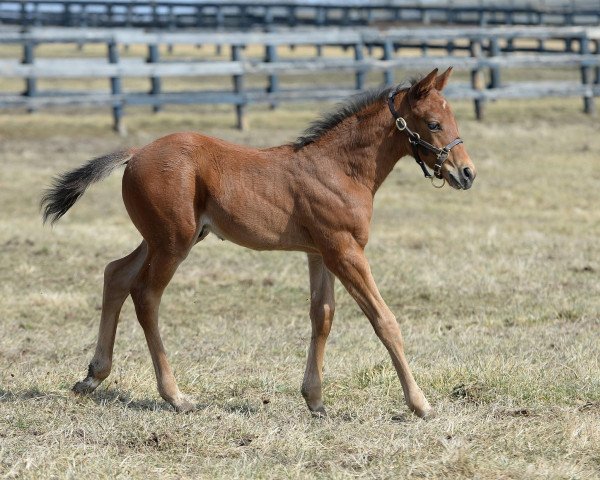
[431,176,445,189]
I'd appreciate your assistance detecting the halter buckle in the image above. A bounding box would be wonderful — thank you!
[395,117,407,131]
[409,132,420,145]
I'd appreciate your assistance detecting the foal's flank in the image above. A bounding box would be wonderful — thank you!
[41,68,476,418]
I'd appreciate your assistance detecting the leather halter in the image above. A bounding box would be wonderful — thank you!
[388,87,463,184]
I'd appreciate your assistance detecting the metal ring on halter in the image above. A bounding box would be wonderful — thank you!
[395,117,407,131]
[431,176,445,188]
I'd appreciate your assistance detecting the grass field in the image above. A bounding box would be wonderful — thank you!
[1,95,599,479]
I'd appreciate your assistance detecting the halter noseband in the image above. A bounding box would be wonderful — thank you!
[388,87,463,188]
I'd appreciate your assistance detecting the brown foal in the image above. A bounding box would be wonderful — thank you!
[42,68,476,418]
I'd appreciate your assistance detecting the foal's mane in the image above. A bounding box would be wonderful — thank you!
[292,80,416,150]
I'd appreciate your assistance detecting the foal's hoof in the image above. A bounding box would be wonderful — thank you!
[413,407,436,420]
[173,398,196,414]
[309,406,327,418]
[72,378,99,395]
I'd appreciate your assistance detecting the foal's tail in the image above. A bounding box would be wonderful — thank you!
[41,149,135,225]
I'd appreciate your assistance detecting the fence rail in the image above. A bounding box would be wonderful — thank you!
[1,26,600,131]
[1,0,600,30]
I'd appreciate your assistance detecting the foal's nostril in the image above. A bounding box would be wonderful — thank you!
[463,167,472,180]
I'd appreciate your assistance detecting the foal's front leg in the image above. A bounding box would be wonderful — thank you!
[323,239,432,418]
[301,254,336,416]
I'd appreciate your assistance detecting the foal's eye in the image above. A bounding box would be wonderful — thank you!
[427,122,441,131]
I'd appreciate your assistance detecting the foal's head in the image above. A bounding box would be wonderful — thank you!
[396,68,476,190]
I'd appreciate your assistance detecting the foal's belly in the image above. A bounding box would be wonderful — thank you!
[198,205,316,253]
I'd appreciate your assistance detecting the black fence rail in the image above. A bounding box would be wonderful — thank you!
[1,26,600,132]
[1,0,600,30]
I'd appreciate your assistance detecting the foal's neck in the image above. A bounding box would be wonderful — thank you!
[299,93,408,195]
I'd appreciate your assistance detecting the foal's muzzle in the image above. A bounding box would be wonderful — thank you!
[447,165,475,190]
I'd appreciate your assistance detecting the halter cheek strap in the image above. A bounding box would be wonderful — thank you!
[388,87,463,182]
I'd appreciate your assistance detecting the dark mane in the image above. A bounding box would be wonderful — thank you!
[292,80,415,150]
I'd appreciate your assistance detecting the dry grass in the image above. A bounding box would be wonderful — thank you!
[1,94,599,479]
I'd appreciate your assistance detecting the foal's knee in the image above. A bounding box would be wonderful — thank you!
[103,260,118,286]
[103,258,132,294]
[310,301,335,336]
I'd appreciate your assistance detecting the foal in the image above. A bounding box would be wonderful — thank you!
[42,68,475,418]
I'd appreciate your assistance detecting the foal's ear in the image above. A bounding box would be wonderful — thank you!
[435,67,453,91]
[409,68,438,103]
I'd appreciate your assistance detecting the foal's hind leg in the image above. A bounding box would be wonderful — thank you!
[130,247,195,412]
[73,242,147,394]
[120,155,200,412]
[301,254,335,416]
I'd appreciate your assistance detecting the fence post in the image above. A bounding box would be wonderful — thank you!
[168,5,175,30]
[488,37,501,88]
[594,39,600,86]
[565,11,574,26]
[478,9,486,27]
[195,5,203,28]
[107,3,113,25]
[20,1,28,29]
[32,2,40,27]
[107,40,125,134]
[22,40,36,112]
[62,2,72,26]
[264,7,274,31]
[470,39,485,120]
[152,1,160,27]
[265,44,279,109]
[506,36,514,53]
[288,6,297,27]
[342,7,351,26]
[77,3,86,28]
[447,6,455,24]
[421,8,430,25]
[232,45,247,130]
[147,43,162,113]
[565,37,573,52]
[216,6,224,29]
[579,35,595,115]
[505,10,513,26]
[382,40,394,86]
[240,5,248,29]
[125,4,132,28]
[354,43,365,91]
[316,7,326,26]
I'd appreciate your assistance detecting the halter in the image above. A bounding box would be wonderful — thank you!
[388,87,463,188]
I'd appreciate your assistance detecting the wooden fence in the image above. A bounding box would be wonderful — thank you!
[1,0,600,30]
[1,26,600,131]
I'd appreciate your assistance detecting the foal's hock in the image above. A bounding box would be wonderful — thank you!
[42,68,476,418]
